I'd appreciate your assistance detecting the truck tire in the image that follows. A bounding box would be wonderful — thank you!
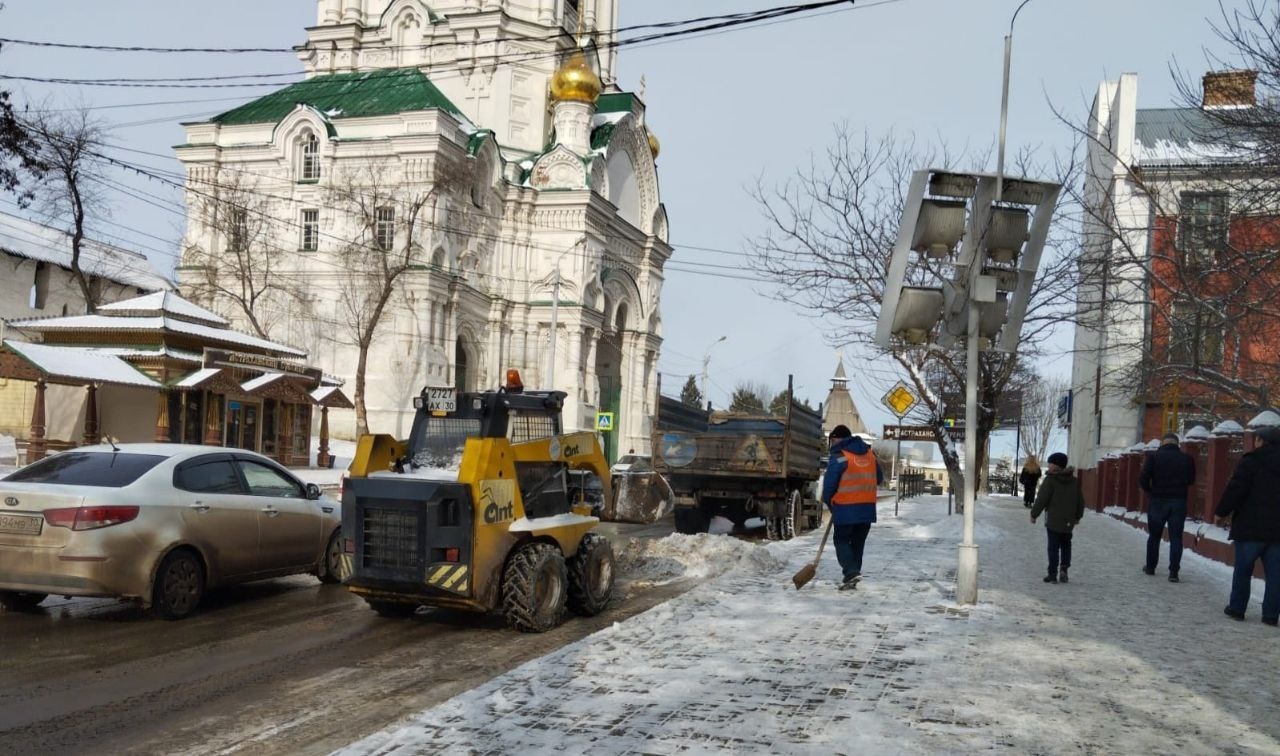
[567,533,614,616]
[502,542,568,633]
[674,506,710,535]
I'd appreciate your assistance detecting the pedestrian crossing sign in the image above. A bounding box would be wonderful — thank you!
[595,412,615,432]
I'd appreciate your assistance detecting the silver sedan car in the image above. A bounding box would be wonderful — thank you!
[0,443,345,619]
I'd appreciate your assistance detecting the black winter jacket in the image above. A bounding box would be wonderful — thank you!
[1138,443,1196,499]
[1215,443,1280,543]
[1031,467,1086,534]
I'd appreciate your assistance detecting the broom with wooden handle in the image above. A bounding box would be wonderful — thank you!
[791,519,832,590]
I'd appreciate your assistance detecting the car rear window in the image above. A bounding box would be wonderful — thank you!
[7,452,167,487]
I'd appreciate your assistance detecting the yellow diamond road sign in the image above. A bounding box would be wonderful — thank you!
[595,412,615,431]
[881,381,919,417]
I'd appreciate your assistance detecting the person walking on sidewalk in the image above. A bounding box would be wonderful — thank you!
[1019,456,1042,509]
[821,424,883,591]
[1138,432,1196,582]
[1214,425,1280,626]
[1030,452,1086,584]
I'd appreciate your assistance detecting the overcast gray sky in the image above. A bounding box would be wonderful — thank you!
[0,0,1252,454]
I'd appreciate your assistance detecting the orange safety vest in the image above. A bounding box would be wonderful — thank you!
[831,449,878,506]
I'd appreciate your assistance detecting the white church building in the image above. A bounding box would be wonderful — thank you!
[175,0,669,460]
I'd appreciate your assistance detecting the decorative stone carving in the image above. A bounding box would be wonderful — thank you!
[530,146,587,190]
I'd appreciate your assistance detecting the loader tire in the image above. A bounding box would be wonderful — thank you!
[502,542,568,633]
[567,533,615,616]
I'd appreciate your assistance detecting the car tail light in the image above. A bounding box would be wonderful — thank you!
[344,538,355,554]
[45,506,140,531]
[445,547,460,563]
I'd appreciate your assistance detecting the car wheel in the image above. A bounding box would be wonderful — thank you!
[152,549,205,620]
[567,533,614,617]
[0,590,48,612]
[317,528,347,584]
[502,541,567,633]
[365,599,418,618]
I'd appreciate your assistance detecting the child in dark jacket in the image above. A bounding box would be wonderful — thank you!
[1030,452,1087,584]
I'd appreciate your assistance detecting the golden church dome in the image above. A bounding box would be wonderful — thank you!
[550,50,602,104]
[646,126,660,160]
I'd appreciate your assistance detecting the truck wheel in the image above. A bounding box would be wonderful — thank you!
[567,533,615,616]
[503,542,568,633]
[674,506,710,535]
[779,493,799,540]
[365,599,418,618]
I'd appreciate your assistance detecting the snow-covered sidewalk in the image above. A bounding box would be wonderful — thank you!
[339,495,1280,755]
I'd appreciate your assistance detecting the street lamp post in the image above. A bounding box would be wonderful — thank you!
[700,335,727,407]
[546,236,587,389]
[876,168,1059,606]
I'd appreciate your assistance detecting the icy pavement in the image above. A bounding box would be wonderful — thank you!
[337,495,1280,755]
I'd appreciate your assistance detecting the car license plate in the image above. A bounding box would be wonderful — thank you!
[426,387,456,413]
[0,513,42,536]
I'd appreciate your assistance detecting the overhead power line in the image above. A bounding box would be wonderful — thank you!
[0,0,859,88]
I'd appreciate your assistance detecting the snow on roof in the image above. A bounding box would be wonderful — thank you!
[97,291,228,326]
[174,367,221,388]
[6,315,306,357]
[0,211,173,292]
[4,339,160,388]
[241,372,285,392]
[1133,107,1252,166]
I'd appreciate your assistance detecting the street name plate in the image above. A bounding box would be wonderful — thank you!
[882,425,966,442]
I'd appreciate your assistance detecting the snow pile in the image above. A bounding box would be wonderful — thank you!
[616,532,781,585]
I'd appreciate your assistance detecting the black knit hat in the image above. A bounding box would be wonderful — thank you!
[1047,452,1069,468]
[829,424,852,440]
[1255,426,1280,445]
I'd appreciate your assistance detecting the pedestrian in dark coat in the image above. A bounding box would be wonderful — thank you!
[1030,452,1086,584]
[1214,425,1280,626]
[1019,456,1042,509]
[1138,432,1196,582]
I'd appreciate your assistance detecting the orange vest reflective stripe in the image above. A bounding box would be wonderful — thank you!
[832,449,878,506]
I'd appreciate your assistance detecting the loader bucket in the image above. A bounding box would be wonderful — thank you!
[606,471,674,524]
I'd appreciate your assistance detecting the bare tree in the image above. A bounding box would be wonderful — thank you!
[329,160,461,436]
[23,106,110,312]
[748,127,1080,496]
[1019,372,1069,463]
[728,381,771,413]
[182,173,298,339]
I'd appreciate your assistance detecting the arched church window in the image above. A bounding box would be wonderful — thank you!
[298,132,320,182]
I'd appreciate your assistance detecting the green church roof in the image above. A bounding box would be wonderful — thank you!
[212,68,465,126]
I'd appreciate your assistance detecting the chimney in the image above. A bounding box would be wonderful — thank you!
[1202,69,1257,108]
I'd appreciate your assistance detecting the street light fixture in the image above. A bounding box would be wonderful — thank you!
[875,167,1059,606]
[700,335,727,406]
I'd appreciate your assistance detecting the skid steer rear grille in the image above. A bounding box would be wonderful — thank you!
[362,507,421,570]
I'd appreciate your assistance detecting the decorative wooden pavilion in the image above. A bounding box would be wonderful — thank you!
[0,291,351,466]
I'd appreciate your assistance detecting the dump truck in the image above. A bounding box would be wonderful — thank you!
[339,370,616,633]
[653,376,825,538]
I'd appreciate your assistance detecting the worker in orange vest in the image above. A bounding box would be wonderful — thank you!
[821,425,883,590]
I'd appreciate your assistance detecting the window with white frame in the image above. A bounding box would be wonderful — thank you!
[375,206,395,251]
[301,209,319,251]
[299,132,320,182]
[1177,192,1228,267]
